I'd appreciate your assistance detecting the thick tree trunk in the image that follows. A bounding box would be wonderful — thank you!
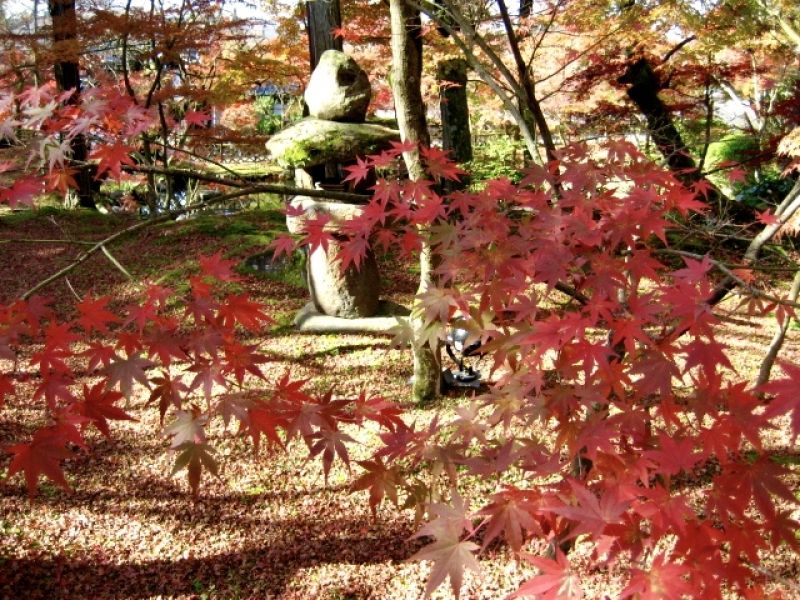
[305,0,343,69]
[619,58,738,218]
[48,0,95,209]
[304,1,344,180]
[438,58,472,162]
[389,0,441,404]
[438,58,472,192]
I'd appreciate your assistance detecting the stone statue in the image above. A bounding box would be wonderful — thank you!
[266,50,401,321]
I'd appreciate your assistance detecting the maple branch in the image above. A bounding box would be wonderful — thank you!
[526,0,564,69]
[662,35,696,63]
[19,184,312,300]
[659,249,800,311]
[495,0,558,163]
[555,281,588,306]
[652,179,800,351]
[757,268,800,387]
[121,164,371,203]
[145,138,243,180]
[704,179,800,308]
[412,0,539,155]
[101,244,133,280]
[532,23,622,88]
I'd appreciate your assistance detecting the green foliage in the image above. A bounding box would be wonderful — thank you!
[466,133,526,184]
[735,172,797,208]
[254,96,284,135]
[705,134,760,172]
[254,95,302,135]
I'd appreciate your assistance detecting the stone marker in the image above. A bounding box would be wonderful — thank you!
[265,118,399,169]
[305,50,371,122]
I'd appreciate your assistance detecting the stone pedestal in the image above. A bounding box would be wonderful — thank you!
[286,195,380,318]
[306,239,380,318]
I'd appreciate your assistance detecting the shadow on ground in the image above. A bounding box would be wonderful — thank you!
[0,512,418,599]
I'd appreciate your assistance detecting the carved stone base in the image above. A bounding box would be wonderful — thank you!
[294,301,410,334]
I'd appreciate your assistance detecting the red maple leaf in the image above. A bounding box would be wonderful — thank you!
[222,340,267,383]
[308,424,355,483]
[198,251,240,282]
[0,373,14,407]
[143,325,188,365]
[217,293,272,332]
[0,176,41,208]
[269,234,296,259]
[303,214,333,253]
[756,209,779,226]
[183,110,211,126]
[170,440,218,496]
[760,361,800,442]
[76,295,121,334]
[351,392,405,431]
[6,425,74,497]
[248,402,289,452]
[75,381,134,438]
[672,255,712,284]
[725,167,746,184]
[90,142,136,180]
[644,434,703,479]
[546,481,629,539]
[514,551,583,599]
[104,352,154,398]
[343,156,372,185]
[620,555,695,599]
[351,457,402,516]
[421,146,466,181]
[477,485,541,552]
[44,167,78,194]
[148,370,188,424]
[273,371,312,404]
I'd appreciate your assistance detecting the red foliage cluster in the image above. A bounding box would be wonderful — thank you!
[2,98,799,594]
[276,140,800,598]
[0,253,402,497]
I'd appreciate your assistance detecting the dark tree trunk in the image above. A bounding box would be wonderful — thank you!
[389,0,441,404]
[619,58,696,173]
[619,58,741,218]
[48,0,95,209]
[304,1,343,177]
[438,58,472,163]
[437,58,472,191]
[305,0,343,69]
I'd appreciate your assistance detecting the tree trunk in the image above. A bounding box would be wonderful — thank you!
[438,58,472,161]
[306,0,343,69]
[619,58,739,218]
[389,0,441,404]
[48,0,95,209]
[438,58,472,192]
[305,1,344,180]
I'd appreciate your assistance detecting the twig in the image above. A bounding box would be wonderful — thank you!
[19,184,288,300]
[101,244,133,280]
[757,268,800,387]
[0,238,95,245]
[659,249,800,311]
[121,164,371,203]
[64,277,81,302]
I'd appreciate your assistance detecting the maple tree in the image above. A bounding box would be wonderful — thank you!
[2,0,800,598]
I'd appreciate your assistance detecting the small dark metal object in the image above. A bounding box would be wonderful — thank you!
[442,327,485,390]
